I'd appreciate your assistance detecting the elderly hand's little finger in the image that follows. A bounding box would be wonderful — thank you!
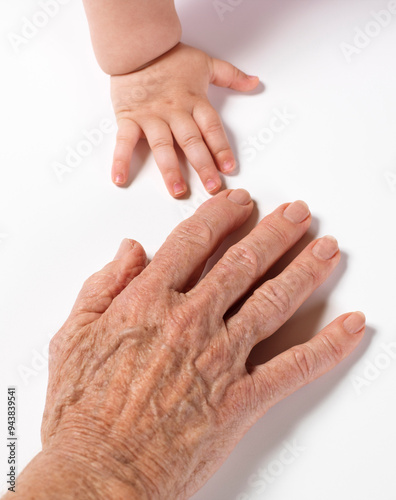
[227,235,340,351]
[248,312,366,417]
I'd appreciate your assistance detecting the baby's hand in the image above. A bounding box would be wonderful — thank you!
[110,43,259,197]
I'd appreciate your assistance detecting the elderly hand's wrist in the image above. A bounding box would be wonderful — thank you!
[10,445,153,500]
[52,439,157,500]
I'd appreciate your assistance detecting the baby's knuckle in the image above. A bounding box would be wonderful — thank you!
[150,138,173,151]
[213,145,231,157]
[116,135,131,145]
[204,120,223,136]
[181,133,202,149]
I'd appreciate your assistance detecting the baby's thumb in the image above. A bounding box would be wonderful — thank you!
[211,58,259,92]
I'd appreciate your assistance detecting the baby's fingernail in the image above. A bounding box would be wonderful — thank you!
[222,160,234,173]
[312,235,339,260]
[206,179,219,193]
[227,189,251,205]
[115,174,124,185]
[247,75,258,80]
[173,182,186,196]
[283,200,310,224]
[343,311,366,334]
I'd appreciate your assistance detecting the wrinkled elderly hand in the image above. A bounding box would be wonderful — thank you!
[12,189,365,500]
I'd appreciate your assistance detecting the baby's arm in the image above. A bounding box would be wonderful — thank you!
[82,0,181,75]
[83,1,259,197]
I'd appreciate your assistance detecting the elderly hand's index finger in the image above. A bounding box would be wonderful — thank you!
[146,189,254,292]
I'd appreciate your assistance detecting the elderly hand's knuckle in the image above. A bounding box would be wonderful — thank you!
[224,244,260,279]
[164,307,199,351]
[320,333,344,362]
[81,274,103,298]
[291,345,317,382]
[265,221,289,248]
[257,279,291,316]
[179,218,214,248]
[80,275,94,294]
[296,261,319,284]
[250,366,276,404]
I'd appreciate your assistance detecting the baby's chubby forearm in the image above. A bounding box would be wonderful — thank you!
[82,0,182,75]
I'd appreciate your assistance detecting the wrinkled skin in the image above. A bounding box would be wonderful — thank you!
[10,190,364,500]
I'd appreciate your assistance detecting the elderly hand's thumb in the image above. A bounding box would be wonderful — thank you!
[69,239,147,324]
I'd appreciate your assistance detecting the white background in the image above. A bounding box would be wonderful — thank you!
[1,0,396,498]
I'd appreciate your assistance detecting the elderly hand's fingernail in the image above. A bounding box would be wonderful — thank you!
[227,189,251,205]
[343,311,366,334]
[114,238,135,260]
[283,200,310,224]
[312,235,339,260]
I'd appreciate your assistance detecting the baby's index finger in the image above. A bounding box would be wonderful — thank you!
[112,119,141,185]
